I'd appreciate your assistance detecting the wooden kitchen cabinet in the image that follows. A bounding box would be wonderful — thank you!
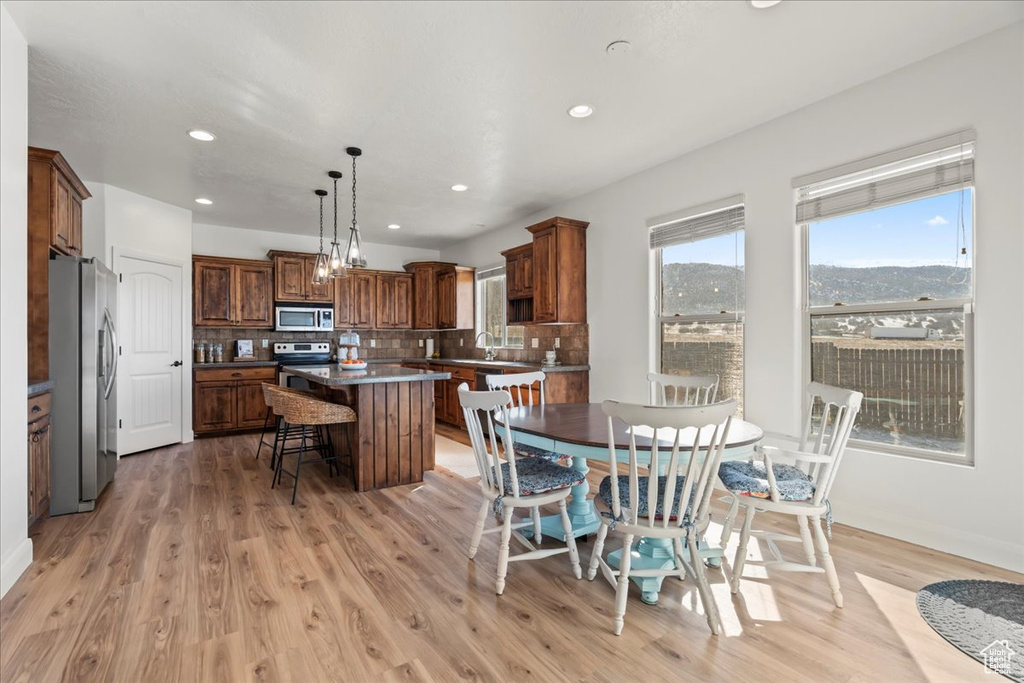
[193,255,273,328]
[334,274,354,327]
[404,262,475,330]
[268,250,333,303]
[522,217,589,324]
[27,392,52,525]
[375,273,413,329]
[351,271,377,328]
[28,147,91,383]
[502,243,534,299]
[193,366,276,435]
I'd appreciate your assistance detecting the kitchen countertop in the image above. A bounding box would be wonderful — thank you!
[193,360,279,369]
[281,364,451,387]
[28,379,55,397]
[365,358,590,373]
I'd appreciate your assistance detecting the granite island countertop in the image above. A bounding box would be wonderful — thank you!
[364,358,590,373]
[281,363,451,387]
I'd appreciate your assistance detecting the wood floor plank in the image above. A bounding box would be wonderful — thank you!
[1,433,1020,683]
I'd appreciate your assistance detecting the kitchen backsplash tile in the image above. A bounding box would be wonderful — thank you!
[194,323,589,365]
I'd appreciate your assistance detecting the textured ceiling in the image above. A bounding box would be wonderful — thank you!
[7,1,1022,248]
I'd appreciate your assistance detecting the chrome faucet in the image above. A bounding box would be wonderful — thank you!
[476,331,497,361]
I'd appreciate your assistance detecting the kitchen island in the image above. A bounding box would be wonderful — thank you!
[280,364,451,491]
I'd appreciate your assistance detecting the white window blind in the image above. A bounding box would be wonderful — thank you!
[649,197,745,249]
[795,134,974,224]
[475,265,505,280]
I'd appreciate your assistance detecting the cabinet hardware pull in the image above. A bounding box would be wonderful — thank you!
[231,372,242,377]
[31,405,41,413]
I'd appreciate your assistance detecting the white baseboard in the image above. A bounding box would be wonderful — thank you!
[0,536,34,598]
[835,501,1024,574]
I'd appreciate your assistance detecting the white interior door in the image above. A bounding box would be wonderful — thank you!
[117,254,183,455]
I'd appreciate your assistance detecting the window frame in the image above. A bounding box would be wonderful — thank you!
[475,268,523,350]
[653,229,746,411]
[799,190,976,466]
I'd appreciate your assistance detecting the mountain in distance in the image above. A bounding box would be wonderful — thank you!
[662,263,971,337]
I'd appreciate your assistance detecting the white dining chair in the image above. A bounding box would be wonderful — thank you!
[486,370,567,543]
[647,372,720,406]
[718,382,862,607]
[587,398,738,635]
[458,384,583,595]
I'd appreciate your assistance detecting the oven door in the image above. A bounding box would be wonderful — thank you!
[275,306,318,332]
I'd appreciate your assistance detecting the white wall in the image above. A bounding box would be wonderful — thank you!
[0,3,32,598]
[442,24,1024,571]
[192,223,441,270]
[84,183,195,444]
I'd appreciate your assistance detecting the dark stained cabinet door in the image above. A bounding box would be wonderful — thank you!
[194,261,235,327]
[393,274,413,329]
[409,265,436,329]
[236,380,271,428]
[375,274,395,328]
[519,251,533,297]
[304,257,334,302]
[69,196,83,255]
[235,263,274,328]
[334,274,353,327]
[275,256,307,302]
[531,228,557,323]
[28,413,51,523]
[352,271,376,329]
[193,382,237,432]
[52,174,72,255]
[436,270,456,330]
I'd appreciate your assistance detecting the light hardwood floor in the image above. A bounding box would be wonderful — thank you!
[1,433,1019,682]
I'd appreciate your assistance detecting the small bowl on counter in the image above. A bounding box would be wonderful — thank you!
[339,360,368,371]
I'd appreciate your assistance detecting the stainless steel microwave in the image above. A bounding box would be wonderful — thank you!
[274,304,334,332]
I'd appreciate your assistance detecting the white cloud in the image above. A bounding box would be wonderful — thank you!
[926,215,949,226]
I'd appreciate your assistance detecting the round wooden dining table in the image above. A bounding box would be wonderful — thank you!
[497,402,763,604]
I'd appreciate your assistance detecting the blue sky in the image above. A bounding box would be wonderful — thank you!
[663,189,973,269]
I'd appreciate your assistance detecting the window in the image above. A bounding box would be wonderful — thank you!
[476,267,523,349]
[797,134,974,462]
[652,197,745,413]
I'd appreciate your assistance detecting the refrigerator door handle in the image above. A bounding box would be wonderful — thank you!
[104,308,118,400]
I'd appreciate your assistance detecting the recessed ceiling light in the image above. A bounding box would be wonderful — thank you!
[606,40,631,55]
[195,197,213,205]
[387,223,401,230]
[451,184,468,192]
[188,129,216,142]
[749,0,782,8]
[568,104,594,119]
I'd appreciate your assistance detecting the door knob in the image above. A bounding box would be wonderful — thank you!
[171,360,183,367]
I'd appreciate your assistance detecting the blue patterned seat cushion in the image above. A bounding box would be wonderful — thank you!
[493,458,585,497]
[597,475,690,521]
[718,460,815,501]
[515,442,570,463]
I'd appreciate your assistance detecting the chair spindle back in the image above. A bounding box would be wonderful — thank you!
[797,382,863,505]
[647,372,720,406]
[486,371,546,409]
[602,399,737,531]
[458,383,522,498]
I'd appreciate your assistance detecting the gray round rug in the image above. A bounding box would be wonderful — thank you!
[917,580,1024,681]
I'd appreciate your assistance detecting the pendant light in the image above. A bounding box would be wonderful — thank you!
[344,146,367,268]
[327,170,347,278]
[311,189,329,285]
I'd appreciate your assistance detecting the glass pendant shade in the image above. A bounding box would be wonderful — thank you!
[328,241,347,278]
[344,225,367,268]
[311,250,330,285]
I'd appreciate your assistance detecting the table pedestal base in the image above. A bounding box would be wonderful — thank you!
[607,537,726,604]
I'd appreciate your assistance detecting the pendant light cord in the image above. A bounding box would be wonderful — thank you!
[351,154,358,232]
[333,175,340,244]
[318,192,325,254]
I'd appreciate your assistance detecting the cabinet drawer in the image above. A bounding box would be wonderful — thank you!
[28,392,52,422]
[443,365,475,382]
[194,366,277,383]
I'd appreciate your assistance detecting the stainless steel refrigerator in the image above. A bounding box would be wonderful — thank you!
[49,255,118,515]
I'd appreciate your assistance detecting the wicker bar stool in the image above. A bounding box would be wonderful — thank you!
[272,390,357,505]
[258,384,317,471]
